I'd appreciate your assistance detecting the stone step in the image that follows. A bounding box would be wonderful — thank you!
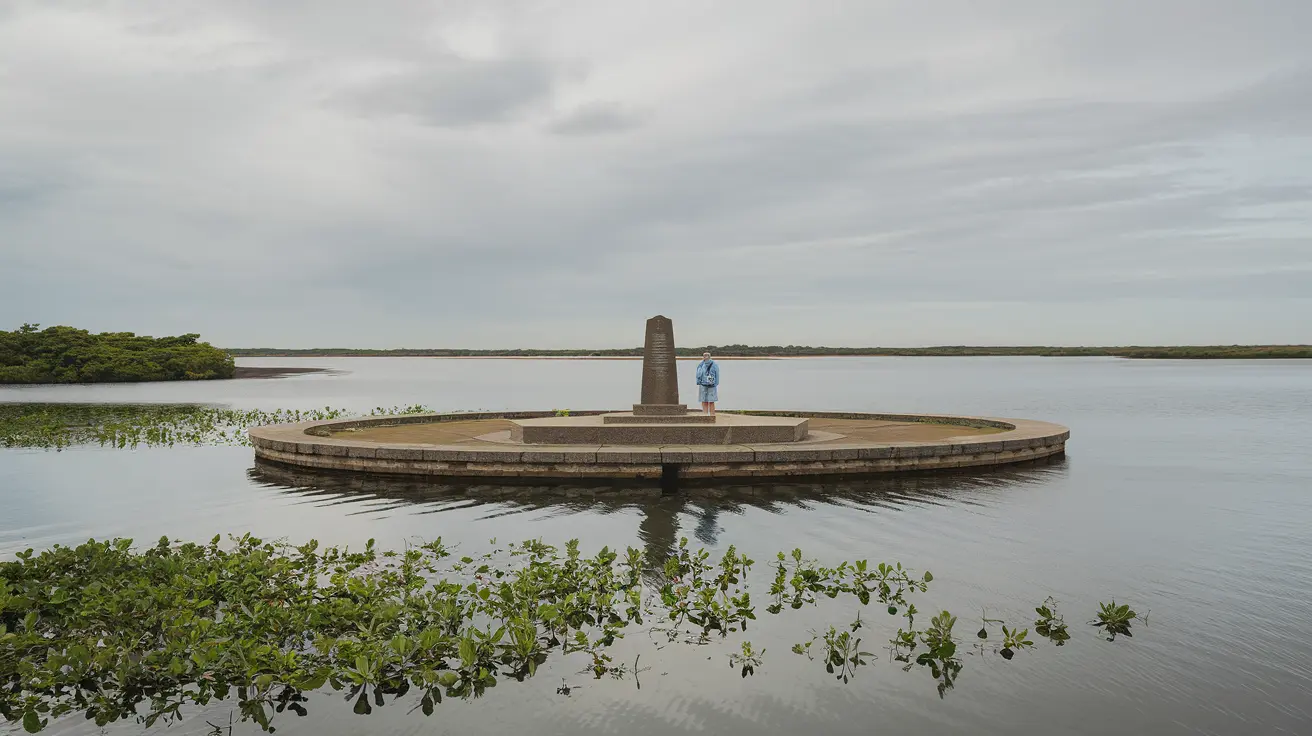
[603,412,716,424]
[510,415,809,445]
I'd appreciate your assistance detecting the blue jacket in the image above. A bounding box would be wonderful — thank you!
[695,359,719,387]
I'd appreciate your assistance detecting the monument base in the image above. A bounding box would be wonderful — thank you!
[509,413,809,445]
[604,411,715,424]
[632,403,689,416]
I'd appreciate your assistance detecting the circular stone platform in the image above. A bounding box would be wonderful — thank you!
[249,410,1069,481]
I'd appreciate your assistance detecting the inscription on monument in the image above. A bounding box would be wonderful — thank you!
[639,315,681,407]
[648,333,671,379]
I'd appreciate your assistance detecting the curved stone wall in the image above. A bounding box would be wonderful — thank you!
[249,410,1069,481]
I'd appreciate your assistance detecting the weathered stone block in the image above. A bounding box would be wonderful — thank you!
[455,450,516,463]
[600,426,693,445]
[629,404,695,416]
[595,448,664,464]
[521,451,565,463]
[661,447,694,463]
[605,412,715,424]
[685,448,755,463]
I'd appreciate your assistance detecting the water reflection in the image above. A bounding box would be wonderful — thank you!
[249,455,1068,567]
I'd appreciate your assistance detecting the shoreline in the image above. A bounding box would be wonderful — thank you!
[228,353,1312,361]
[231,366,334,379]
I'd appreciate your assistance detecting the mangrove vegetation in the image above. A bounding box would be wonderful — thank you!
[0,325,235,384]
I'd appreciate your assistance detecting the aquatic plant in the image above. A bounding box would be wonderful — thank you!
[0,404,436,450]
[0,535,1140,732]
[1092,601,1140,641]
[1034,597,1071,645]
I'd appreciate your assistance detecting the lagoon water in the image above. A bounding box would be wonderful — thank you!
[3,356,1311,735]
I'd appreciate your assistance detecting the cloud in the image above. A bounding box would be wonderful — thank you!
[0,0,1309,348]
[340,58,559,127]
[547,102,645,136]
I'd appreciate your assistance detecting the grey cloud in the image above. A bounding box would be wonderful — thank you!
[0,0,1309,347]
[547,102,645,136]
[340,58,558,126]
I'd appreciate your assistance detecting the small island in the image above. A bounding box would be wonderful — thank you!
[0,324,235,384]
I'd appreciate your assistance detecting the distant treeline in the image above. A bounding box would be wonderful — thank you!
[224,344,1312,359]
[0,324,235,384]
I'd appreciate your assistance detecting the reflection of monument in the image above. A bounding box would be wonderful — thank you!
[637,498,682,568]
[509,315,808,444]
[249,454,1067,565]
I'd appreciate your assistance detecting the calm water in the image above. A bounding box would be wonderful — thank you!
[3,357,1311,735]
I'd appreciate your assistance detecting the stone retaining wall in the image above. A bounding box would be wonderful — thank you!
[249,411,1068,481]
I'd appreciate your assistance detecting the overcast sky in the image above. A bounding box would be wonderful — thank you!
[2,1,1309,348]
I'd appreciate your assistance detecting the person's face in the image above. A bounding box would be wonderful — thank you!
[703,354,711,361]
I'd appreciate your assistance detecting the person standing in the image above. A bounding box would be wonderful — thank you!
[695,351,719,415]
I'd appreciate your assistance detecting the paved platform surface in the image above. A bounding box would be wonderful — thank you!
[249,410,1061,481]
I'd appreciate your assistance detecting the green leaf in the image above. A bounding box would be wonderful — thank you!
[23,710,44,734]
[297,670,329,691]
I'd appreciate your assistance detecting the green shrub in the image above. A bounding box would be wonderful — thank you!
[0,324,235,384]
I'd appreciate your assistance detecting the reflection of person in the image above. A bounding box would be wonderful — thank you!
[695,351,719,415]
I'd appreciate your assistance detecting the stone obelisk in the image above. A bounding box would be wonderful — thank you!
[633,315,686,416]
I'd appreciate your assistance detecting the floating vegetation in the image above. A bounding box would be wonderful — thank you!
[0,535,1139,732]
[0,404,436,450]
[1092,601,1140,641]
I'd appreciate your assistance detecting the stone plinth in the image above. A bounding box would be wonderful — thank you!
[510,413,808,445]
[604,412,715,424]
[632,403,687,416]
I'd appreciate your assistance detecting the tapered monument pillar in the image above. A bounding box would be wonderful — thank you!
[633,315,687,416]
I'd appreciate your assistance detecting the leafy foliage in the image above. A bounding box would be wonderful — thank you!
[1034,597,1071,645]
[1092,601,1140,641]
[0,324,235,384]
[0,536,1139,732]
